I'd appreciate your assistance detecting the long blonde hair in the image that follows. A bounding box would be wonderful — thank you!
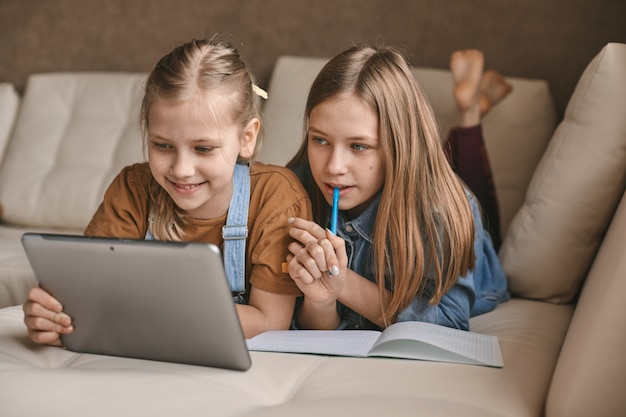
[140,37,263,240]
[288,45,475,325]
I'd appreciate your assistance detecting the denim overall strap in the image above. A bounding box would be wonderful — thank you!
[222,163,250,296]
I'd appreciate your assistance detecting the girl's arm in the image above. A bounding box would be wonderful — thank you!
[292,258,390,329]
[287,218,394,329]
[295,290,341,330]
[287,218,347,329]
[288,218,475,330]
[293,254,474,331]
[287,217,391,328]
[394,278,474,330]
[338,267,474,330]
[236,288,296,338]
[392,190,508,330]
[335,269,390,328]
[287,218,475,330]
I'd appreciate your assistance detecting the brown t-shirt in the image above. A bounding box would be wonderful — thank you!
[84,162,312,297]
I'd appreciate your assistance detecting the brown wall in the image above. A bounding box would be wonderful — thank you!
[1,0,624,117]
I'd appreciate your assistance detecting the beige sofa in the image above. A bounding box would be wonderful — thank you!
[0,43,624,417]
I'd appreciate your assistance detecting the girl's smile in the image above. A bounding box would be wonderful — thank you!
[168,180,206,193]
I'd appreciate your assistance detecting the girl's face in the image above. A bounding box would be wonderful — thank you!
[307,93,385,219]
[147,96,258,219]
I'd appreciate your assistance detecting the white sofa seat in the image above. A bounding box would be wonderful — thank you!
[0,299,573,417]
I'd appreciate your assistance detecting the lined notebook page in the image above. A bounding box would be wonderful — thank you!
[247,330,380,357]
[372,321,503,366]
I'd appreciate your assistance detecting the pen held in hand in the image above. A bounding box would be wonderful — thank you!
[330,187,340,234]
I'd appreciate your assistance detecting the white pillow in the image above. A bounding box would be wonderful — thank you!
[500,42,626,303]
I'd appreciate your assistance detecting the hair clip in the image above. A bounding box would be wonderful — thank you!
[252,84,268,100]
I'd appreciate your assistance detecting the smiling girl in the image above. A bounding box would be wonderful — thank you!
[22,37,312,345]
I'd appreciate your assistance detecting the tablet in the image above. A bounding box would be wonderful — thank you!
[21,232,251,371]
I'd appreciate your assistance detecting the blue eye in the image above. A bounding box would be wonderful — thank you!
[352,143,369,151]
[152,142,171,150]
[196,146,214,154]
[311,136,328,145]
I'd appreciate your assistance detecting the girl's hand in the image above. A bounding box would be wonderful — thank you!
[287,217,348,304]
[22,287,73,346]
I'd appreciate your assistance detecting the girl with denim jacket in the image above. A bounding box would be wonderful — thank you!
[286,45,509,331]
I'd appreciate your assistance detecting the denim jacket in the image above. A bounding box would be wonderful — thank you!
[333,191,509,331]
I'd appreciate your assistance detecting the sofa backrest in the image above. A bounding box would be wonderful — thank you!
[0,60,556,235]
[258,55,557,236]
[0,73,146,230]
[0,83,19,167]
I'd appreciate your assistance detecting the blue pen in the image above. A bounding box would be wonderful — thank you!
[330,187,340,234]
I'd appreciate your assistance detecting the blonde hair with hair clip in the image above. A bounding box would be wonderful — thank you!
[288,45,475,326]
[140,37,263,241]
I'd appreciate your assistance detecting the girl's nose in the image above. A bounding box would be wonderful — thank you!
[170,152,195,178]
[326,148,349,175]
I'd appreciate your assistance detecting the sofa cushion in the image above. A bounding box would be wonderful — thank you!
[500,42,626,303]
[0,73,147,229]
[259,56,556,235]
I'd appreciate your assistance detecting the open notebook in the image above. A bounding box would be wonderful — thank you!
[247,320,503,368]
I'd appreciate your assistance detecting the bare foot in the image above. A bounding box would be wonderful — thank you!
[479,70,513,116]
[450,49,484,127]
